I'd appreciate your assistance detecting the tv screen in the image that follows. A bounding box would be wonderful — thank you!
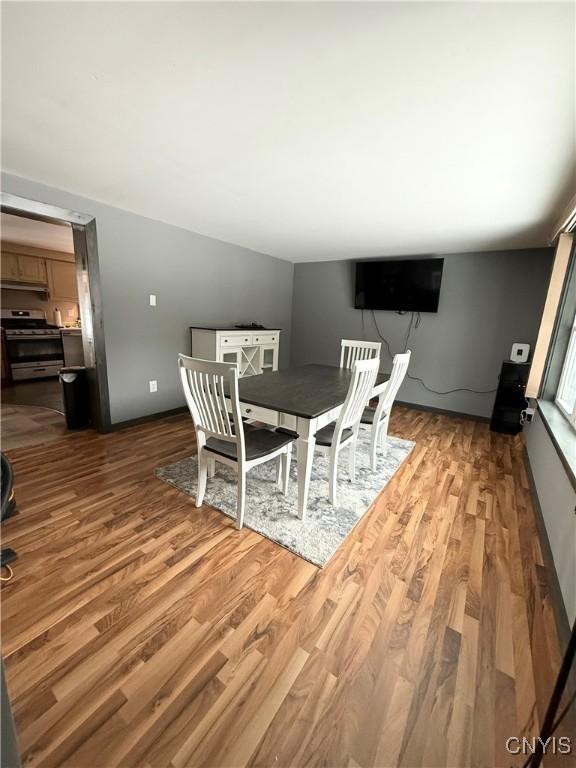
[355,258,444,312]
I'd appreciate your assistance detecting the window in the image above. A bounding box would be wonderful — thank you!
[555,311,576,428]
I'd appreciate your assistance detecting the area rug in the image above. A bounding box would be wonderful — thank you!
[156,425,415,567]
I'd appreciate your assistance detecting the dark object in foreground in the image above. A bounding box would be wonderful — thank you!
[1,454,17,582]
[1,454,16,522]
[0,549,17,568]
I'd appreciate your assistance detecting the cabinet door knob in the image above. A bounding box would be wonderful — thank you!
[246,408,252,414]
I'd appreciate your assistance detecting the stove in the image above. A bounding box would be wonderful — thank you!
[1,310,64,380]
[1,309,61,335]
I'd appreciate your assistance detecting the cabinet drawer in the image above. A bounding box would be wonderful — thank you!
[219,333,252,347]
[253,332,278,345]
[240,402,279,426]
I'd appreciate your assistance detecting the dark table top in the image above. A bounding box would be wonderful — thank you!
[237,364,389,419]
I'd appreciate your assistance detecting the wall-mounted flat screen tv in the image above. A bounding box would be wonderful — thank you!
[355,258,444,312]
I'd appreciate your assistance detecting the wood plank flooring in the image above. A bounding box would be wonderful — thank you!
[2,378,64,412]
[1,404,67,451]
[1,407,574,768]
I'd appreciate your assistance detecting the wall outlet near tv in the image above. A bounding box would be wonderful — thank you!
[510,343,530,363]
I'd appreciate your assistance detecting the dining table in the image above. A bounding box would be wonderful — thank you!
[230,364,389,519]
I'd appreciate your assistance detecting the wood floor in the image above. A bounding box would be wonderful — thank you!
[2,378,64,412]
[1,403,67,451]
[1,407,574,768]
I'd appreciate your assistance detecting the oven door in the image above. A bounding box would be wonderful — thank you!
[6,336,64,378]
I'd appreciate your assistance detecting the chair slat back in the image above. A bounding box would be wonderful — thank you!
[178,355,243,450]
[380,350,411,413]
[340,339,381,369]
[338,357,380,432]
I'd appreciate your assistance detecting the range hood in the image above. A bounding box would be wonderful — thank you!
[1,281,49,293]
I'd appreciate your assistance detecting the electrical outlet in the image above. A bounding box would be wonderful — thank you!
[149,380,158,393]
[149,294,157,307]
[520,407,535,425]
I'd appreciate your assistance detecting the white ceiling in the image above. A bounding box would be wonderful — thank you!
[1,213,74,253]
[2,2,574,262]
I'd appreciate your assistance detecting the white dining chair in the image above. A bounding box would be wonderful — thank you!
[314,357,380,505]
[340,339,382,369]
[178,354,295,530]
[361,350,411,470]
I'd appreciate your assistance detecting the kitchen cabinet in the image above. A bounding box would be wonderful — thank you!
[48,260,78,301]
[0,246,79,296]
[17,255,47,283]
[1,252,48,284]
[1,254,20,281]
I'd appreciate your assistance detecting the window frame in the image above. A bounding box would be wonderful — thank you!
[555,310,576,429]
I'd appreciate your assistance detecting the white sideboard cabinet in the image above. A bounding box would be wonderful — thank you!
[190,326,280,377]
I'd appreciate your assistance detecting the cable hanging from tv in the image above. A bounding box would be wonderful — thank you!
[368,310,498,395]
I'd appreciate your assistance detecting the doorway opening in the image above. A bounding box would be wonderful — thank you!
[1,192,110,449]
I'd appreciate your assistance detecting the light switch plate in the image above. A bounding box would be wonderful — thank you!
[149,380,158,393]
[149,294,157,307]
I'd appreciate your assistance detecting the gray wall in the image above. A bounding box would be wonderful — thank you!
[2,173,294,424]
[525,411,576,627]
[291,250,553,417]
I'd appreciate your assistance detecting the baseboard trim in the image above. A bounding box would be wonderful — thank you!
[395,400,490,423]
[523,447,574,690]
[109,406,187,432]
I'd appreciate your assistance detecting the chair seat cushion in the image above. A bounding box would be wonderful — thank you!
[361,407,389,425]
[360,407,376,424]
[276,427,299,438]
[205,428,295,462]
[314,422,353,447]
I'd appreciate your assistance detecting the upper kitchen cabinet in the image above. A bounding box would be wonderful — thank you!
[0,251,47,284]
[17,254,48,283]
[47,260,78,300]
[0,242,78,299]
[1,253,20,281]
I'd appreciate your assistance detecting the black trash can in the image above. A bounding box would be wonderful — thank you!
[59,366,91,429]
